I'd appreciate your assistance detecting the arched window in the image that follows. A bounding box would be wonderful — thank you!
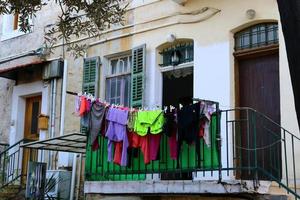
[159,41,194,67]
[234,23,278,50]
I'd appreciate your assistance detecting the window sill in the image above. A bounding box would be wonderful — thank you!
[160,61,194,73]
[1,30,30,42]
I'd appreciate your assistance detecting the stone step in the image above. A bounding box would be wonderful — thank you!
[269,182,300,200]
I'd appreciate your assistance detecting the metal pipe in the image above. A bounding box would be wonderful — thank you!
[50,79,57,169]
[48,79,53,170]
[75,154,82,200]
[60,60,68,136]
[70,153,77,200]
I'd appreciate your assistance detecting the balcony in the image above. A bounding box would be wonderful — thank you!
[84,108,300,198]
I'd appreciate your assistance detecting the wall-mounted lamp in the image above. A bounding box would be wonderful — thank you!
[246,9,256,20]
[167,34,176,43]
[171,50,180,66]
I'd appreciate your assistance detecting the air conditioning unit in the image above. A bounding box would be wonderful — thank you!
[45,170,71,200]
[43,60,64,80]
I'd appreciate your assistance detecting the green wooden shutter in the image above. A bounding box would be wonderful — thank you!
[81,57,100,133]
[131,44,146,108]
[82,57,100,97]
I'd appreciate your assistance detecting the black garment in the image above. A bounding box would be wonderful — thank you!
[177,103,201,168]
[163,111,177,137]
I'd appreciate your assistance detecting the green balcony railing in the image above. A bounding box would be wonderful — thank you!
[85,114,220,181]
[84,107,300,200]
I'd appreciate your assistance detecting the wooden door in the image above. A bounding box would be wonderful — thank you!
[238,52,281,180]
[22,96,41,183]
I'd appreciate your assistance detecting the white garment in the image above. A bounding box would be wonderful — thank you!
[200,101,215,147]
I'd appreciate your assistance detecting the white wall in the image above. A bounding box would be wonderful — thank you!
[10,81,49,145]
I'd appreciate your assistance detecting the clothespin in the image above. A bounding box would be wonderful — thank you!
[78,92,82,97]
[164,106,168,113]
[179,104,183,110]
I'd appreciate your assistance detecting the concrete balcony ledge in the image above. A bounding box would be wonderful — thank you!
[84,180,273,195]
[172,0,188,5]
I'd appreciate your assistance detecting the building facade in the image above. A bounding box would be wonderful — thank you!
[0,0,299,199]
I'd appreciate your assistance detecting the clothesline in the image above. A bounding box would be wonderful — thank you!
[69,90,220,111]
[75,91,220,168]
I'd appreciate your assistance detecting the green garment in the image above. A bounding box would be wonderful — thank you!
[134,110,165,136]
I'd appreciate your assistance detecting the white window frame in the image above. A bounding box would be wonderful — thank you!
[105,55,132,106]
[1,14,33,41]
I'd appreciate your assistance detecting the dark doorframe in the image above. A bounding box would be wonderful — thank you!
[234,45,281,180]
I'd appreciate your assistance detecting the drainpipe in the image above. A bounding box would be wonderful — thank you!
[70,153,77,200]
[48,78,57,170]
[59,60,68,136]
[48,79,53,169]
[59,60,76,200]
[75,153,82,200]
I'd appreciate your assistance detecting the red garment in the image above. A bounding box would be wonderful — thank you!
[79,96,87,116]
[140,135,150,164]
[168,131,177,160]
[128,131,140,148]
[91,137,99,151]
[199,120,205,138]
[113,142,123,165]
[149,134,161,161]
[128,131,150,164]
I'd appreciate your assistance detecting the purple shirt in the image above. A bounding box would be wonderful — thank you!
[105,107,129,166]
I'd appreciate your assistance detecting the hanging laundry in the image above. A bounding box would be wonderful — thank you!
[79,96,87,116]
[199,101,215,147]
[89,101,106,151]
[127,131,151,164]
[127,110,137,132]
[134,110,165,136]
[163,111,178,160]
[168,131,177,160]
[149,134,161,161]
[113,142,123,165]
[177,103,200,167]
[100,106,109,136]
[105,107,129,167]
[79,96,92,128]
[75,95,81,115]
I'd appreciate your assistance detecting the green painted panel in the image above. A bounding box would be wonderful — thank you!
[85,115,220,181]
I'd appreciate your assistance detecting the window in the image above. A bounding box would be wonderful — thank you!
[106,55,132,107]
[234,23,278,50]
[159,41,194,67]
[1,14,32,41]
[105,44,146,108]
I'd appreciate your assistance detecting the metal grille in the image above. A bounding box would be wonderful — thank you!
[159,42,194,67]
[235,23,278,50]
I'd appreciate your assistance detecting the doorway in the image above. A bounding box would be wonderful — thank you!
[22,95,41,183]
[161,67,193,180]
[234,22,281,180]
[162,67,193,107]
[237,52,281,180]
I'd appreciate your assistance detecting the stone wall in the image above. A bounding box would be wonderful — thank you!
[0,78,14,144]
